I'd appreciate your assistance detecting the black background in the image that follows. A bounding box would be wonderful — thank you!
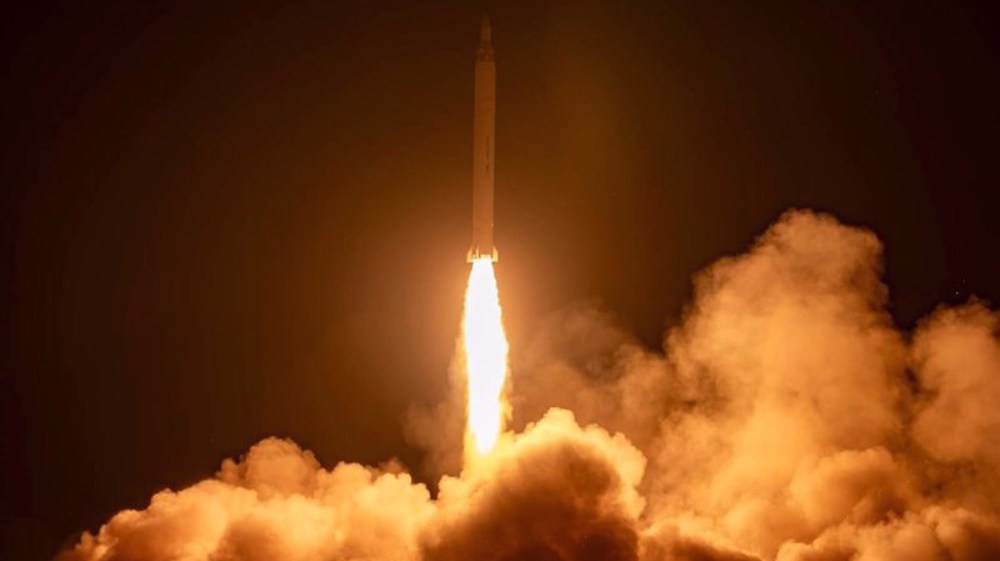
[3,2,998,560]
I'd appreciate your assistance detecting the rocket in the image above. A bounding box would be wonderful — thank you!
[468,15,499,262]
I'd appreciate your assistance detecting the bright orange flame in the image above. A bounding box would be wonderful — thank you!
[462,257,510,462]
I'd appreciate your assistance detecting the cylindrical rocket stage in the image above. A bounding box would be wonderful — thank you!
[468,16,498,263]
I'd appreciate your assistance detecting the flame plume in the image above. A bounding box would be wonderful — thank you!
[461,257,510,462]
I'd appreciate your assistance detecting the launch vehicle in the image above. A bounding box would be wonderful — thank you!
[468,16,498,262]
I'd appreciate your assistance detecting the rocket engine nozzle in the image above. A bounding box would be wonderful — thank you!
[467,246,499,263]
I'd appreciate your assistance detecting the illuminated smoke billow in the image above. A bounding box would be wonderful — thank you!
[58,210,1000,561]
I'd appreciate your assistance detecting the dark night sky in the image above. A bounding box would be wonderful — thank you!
[3,2,998,559]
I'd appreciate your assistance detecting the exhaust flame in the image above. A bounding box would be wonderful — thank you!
[461,257,510,461]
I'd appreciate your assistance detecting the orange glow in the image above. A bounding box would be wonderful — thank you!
[461,257,510,462]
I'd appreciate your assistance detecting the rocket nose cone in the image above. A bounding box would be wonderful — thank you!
[480,15,492,44]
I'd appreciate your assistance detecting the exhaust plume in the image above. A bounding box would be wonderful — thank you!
[462,257,511,462]
[59,210,1000,561]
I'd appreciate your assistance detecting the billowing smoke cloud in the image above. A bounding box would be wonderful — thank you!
[59,410,643,561]
[60,438,434,561]
[424,408,645,561]
[59,210,1000,561]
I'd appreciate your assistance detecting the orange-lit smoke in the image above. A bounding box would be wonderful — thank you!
[58,210,1000,561]
[461,257,510,462]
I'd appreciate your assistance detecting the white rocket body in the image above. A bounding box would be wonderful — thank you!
[468,16,498,262]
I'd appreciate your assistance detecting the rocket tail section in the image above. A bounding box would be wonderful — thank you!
[467,246,499,263]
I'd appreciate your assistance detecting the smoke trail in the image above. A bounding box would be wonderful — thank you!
[59,210,1000,561]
